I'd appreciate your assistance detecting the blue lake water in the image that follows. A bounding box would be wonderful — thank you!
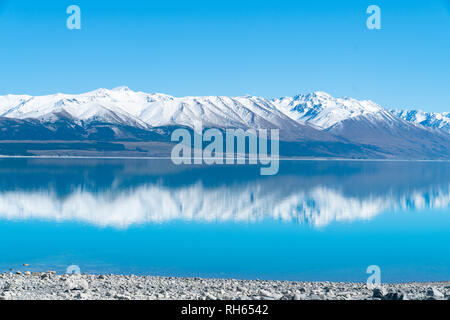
[0,159,449,283]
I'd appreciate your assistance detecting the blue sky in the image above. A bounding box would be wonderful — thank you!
[0,0,449,112]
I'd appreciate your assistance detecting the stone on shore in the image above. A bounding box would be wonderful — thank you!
[0,274,448,300]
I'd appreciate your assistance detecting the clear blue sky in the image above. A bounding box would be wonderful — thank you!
[0,0,449,112]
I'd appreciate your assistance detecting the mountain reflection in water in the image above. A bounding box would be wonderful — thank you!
[0,159,448,228]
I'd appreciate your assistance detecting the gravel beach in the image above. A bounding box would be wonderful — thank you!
[0,273,449,300]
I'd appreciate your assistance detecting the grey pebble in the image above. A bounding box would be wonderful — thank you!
[0,273,447,300]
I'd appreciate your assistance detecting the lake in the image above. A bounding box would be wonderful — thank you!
[0,159,449,283]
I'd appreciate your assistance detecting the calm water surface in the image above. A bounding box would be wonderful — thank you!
[0,159,449,282]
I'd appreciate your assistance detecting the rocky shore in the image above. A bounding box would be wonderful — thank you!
[0,273,449,300]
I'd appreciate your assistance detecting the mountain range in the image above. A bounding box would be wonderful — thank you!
[0,87,448,159]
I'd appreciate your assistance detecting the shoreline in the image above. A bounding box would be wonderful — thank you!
[1,273,449,300]
[1,155,450,162]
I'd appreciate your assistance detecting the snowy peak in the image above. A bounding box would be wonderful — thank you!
[136,94,332,141]
[0,88,447,141]
[392,109,450,133]
[0,88,335,141]
[0,88,448,159]
[273,91,389,129]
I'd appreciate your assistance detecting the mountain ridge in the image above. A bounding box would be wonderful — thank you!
[0,88,448,159]
[391,109,450,133]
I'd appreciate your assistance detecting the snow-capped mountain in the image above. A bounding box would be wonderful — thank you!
[391,109,450,133]
[0,87,333,142]
[1,87,162,129]
[273,91,450,159]
[0,87,449,159]
[273,91,391,129]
